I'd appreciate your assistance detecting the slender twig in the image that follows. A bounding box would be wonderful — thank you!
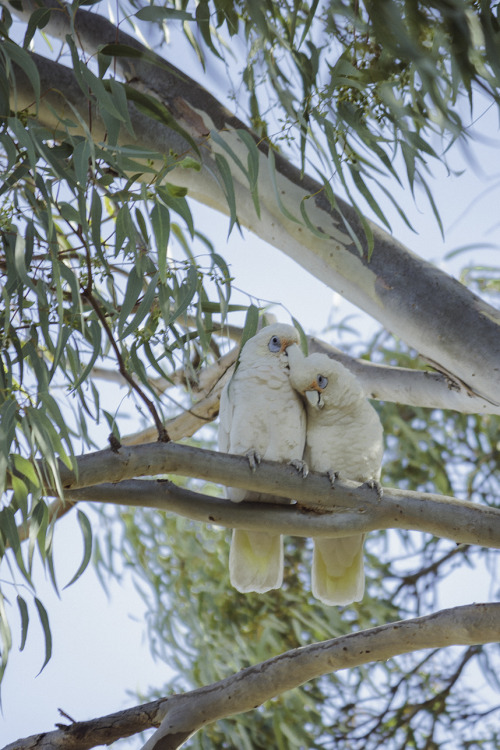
[79,243,169,441]
[392,545,469,596]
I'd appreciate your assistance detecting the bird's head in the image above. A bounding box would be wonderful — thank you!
[287,351,362,410]
[239,323,301,371]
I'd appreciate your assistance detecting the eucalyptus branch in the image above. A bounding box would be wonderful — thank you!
[7,0,500,408]
[64,472,500,549]
[309,338,500,416]
[49,443,499,550]
[5,604,499,750]
[81,289,169,442]
[143,603,500,750]
[29,440,500,549]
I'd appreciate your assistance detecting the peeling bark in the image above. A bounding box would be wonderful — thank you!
[6,0,500,406]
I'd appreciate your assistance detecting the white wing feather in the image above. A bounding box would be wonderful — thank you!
[218,325,306,593]
[288,349,384,606]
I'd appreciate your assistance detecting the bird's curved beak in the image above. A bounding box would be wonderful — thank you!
[305,389,324,409]
[285,343,304,364]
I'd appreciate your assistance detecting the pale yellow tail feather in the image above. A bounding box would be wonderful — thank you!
[229,529,283,593]
[312,534,365,606]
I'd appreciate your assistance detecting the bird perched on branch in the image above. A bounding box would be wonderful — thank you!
[287,348,384,606]
[218,323,307,593]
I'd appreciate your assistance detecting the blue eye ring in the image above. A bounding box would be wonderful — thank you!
[317,374,328,390]
[268,335,281,353]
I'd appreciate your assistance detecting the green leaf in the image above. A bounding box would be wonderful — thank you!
[267,149,301,225]
[90,187,103,257]
[120,271,160,340]
[237,129,261,217]
[23,7,51,49]
[157,184,194,237]
[34,597,52,674]
[16,595,29,651]
[12,454,39,488]
[299,197,327,239]
[0,589,12,682]
[196,0,223,60]
[169,265,199,323]
[419,174,444,239]
[72,139,92,191]
[72,319,102,391]
[120,84,200,157]
[10,474,29,523]
[214,152,239,235]
[0,399,18,493]
[3,40,40,109]
[292,316,308,355]
[136,7,194,22]
[151,203,171,284]
[210,128,248,177]
[239,305,260,352]
[80,66,126,123]
[118,267,144,336]
[0,506,32,586]
[348,165,392,231]
[64,510,93,588]
[115,204,134,256]
[29,500,48,567]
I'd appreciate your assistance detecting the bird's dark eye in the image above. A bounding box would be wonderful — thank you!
[268,335,281,353]
[317,374,328,390]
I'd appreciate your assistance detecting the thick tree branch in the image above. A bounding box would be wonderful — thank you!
[143,603,500,750]
[29,441,499,548]
[6,604,499,750]
[6,0,500,407]
[2,698,168,750]
[308,338,500,415]
[65,471,500,549]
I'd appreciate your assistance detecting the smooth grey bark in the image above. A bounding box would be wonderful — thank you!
[66,472,500,549]
[6,0,500,407]
[143,603,500,750]
[93,336,500,420]
[33,441,500,548]
[5,604,500,750]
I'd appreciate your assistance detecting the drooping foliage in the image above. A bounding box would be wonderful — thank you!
[0,0,500,746]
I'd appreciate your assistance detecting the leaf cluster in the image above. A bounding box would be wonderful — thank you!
[118,0,500,232]
[0,28,240,682]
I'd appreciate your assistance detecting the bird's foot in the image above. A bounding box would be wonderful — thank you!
[289,458,309,479]
[245,449,262,472]
[327,470,339,489]
[362,479,384,500]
